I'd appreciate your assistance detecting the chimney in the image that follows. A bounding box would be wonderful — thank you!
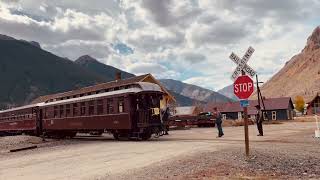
[115,72,121,81]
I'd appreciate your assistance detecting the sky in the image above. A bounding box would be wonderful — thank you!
[0,0,319,91]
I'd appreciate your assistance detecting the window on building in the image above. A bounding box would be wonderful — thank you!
[107,98,114,114]
[238,112,242,120]
[66,104,71,117]
[89,101,95,115]
[73,103,78,116]
[222,114,227,120]
[97,99,104,115]
[272,111,277,120]
[263,112,268,120]
[54,106,58,118]
[59,105,64,117]
[118,97,124,113]
[80,102,86,116]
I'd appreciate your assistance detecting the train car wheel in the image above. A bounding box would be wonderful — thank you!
[113,133,119,140]
[141,132,152,140]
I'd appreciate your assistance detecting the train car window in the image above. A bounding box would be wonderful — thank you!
[88,101,94,115]
[118,97,124,113]
[54,106,58,118]
[80,102,86,116]
[97,99,103,115]
[73,103,78,116]
[107,98,114,114]
[60,105,64,118]
[66,104,71,117]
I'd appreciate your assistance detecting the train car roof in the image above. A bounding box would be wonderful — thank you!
[41,82,163,107]
[42,82,162,106]
[0,103,44,114]
[0,82,163,113]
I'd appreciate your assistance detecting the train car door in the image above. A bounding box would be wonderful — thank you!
[135,94,150,127]
[36,108,43,136]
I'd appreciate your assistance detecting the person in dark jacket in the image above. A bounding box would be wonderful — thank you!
[213,107,224,137]
[255,105,264,136]
[161,107,170,135]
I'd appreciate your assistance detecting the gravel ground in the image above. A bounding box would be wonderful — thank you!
[108,143,320,180]
[0,122,319,180]
[107,129,320,180]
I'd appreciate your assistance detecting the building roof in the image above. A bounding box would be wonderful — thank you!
[205,97,293,115]
[31,74,175,104]
[174,106,197,116]
[307,93,320,107]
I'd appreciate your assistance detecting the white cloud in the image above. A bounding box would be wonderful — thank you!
[0,0,319,92]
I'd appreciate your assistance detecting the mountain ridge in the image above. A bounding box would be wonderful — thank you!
[160,79,233,103]
[253,26,320,102]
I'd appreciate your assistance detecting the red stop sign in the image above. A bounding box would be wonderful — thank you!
[234,75,254,99]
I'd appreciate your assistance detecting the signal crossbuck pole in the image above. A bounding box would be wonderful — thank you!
[242,71,250,157]
[230,46,257,158]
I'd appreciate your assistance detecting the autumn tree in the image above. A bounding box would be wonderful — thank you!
[295,96,305,113]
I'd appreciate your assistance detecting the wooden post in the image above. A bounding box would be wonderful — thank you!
[242,71,249,157]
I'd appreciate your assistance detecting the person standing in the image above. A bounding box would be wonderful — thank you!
[255,105,264,136]
[213,107,224,137]
[161,107,170,135]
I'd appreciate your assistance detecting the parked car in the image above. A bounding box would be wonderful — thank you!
[197,112,215,127]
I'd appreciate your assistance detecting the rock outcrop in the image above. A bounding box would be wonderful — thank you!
[253,26,320,102]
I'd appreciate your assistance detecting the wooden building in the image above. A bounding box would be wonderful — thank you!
[205,97,294,121]
[32,73,175,109]
[307,93,320,115]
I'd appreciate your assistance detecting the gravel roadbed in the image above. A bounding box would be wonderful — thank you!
[108,141,320,180]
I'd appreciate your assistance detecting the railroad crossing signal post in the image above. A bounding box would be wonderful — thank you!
[230,46,256,158]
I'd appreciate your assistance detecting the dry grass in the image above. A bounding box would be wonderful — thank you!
[223,119,255,127]
[263,120,283,125]
[293,116,318,122]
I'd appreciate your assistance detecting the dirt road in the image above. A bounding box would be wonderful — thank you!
[0,122,318,180]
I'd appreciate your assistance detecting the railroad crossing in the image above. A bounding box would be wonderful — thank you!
[229,46,256,157]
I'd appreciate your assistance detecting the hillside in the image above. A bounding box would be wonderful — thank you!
[168,90,205,106]
[75,55,135,80]
[253,26,320,102]
[160,79,233,103]
[0,36,109,108]
[217,85,238,101]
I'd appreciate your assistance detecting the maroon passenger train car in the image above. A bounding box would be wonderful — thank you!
[0,82,166,140]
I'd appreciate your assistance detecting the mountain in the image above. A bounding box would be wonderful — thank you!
[0,35,110,108]
[160,79,233,104]
[168,90,205,106]
[253,26,320,102]
[75,55,135,81]
[217,85,238,101]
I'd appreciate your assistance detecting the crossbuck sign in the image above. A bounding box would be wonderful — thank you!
[230,46,257,80]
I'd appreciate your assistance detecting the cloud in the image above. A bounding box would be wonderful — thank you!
[127,62,180,79]
[0,0,319,92]
[181,52,206,64]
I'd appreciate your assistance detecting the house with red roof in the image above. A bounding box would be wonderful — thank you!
[306,93,320,115]
[205,97,294,121]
